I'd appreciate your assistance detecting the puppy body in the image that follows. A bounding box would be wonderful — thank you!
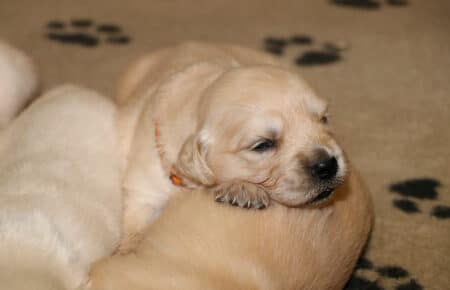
[0,86,122,289]
[90,167,373,290]
[117,42,347,251]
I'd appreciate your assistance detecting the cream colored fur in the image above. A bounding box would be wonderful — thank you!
[90,168,372,290]
[0,41,38,128]
[0,85,122,290]
[114,42,349,252]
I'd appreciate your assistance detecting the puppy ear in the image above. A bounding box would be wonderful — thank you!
[173,133,216,188]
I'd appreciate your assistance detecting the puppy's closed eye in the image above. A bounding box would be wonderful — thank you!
[250,138,277,153]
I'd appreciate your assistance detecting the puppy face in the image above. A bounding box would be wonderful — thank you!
[175,66,346,207]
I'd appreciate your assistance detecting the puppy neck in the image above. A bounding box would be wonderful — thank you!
[153,119,179,185]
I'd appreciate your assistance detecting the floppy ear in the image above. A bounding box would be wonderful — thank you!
[173,133,216,188]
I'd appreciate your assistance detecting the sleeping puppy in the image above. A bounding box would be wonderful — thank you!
[115,42,349,253]
[89,168,373,290]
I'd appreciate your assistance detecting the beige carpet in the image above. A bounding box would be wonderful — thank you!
[1,0,449,289]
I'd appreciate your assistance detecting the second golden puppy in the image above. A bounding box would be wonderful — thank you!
[90,169,372,290]
[117,42,348,252]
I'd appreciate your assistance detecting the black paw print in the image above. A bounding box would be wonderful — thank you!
[389,178,450,219]
[263,35,348,67]
[331,0,409,10]
[344,256,424,290]
[46,19,131,47]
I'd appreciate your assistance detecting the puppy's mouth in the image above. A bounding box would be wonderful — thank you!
[308,188,335,205]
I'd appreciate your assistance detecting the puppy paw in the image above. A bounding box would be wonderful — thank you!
[213,182,270,209]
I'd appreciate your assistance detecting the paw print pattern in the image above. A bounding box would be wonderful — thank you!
[389,178,450,219]
[430,205,450,219]
[263,35,348,67]
[331,0,409,10]
[344,256,424,290]
[46,19,131,47]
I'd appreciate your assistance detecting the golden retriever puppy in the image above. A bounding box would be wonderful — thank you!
[89,168,373,290]
[0,41,38,128]
[116,42,350,252]
[0,85,122,290]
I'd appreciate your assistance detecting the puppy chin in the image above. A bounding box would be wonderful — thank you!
[271,177,346,207]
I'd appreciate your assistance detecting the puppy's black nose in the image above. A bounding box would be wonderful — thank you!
[310,156,338,180]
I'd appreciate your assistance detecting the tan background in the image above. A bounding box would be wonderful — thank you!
[1,0,449,289]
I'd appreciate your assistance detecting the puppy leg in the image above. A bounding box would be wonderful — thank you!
[213,182,270,209]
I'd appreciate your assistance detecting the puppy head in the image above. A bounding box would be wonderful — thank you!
[174,66,347,206]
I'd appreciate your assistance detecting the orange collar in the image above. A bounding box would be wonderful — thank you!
[154,119,185,187]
